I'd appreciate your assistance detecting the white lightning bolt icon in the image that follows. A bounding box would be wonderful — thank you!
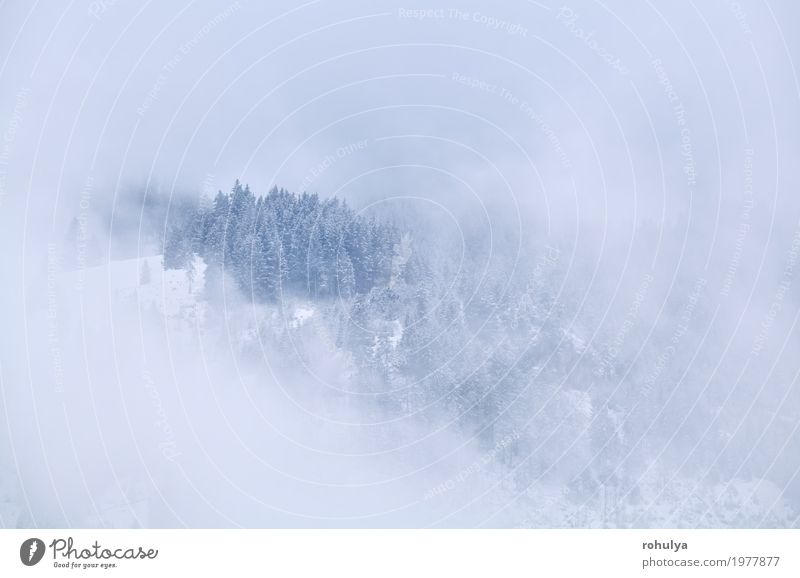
[29,541,38,562]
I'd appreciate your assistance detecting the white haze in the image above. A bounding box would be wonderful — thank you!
[1,0,799,527]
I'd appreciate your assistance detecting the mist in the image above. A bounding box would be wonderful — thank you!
[1,0,799,528]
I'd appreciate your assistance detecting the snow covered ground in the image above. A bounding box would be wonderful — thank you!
[59,254,207,322]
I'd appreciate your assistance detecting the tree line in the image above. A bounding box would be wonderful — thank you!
[164,181,400,300]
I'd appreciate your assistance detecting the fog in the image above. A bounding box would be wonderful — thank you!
[1,0,799,527]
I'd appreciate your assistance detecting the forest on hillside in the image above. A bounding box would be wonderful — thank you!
[155,182,799,527]
[164,181,401,301]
